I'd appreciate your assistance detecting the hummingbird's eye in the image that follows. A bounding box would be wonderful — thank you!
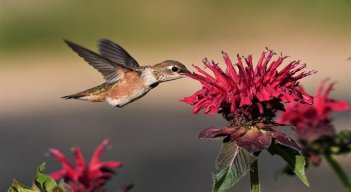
[171,66,179,72]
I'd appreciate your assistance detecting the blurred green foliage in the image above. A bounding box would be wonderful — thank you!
[0,0,350,55]
[7,163,71,192]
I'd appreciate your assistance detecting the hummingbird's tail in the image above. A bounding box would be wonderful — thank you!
[62,83,110,102]
[61,94,83,99]
[62,93,105,102]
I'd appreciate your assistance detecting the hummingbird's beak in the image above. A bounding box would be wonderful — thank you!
[180,68,191,76]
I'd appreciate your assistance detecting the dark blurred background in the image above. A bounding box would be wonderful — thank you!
[1,0,350,191]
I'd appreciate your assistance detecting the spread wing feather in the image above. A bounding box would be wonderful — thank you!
[64,40,132,83]
[98,38,140,69]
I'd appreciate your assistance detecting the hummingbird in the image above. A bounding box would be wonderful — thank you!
[62,39,190,107]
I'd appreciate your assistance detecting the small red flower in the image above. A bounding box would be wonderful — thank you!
[49,139,123,192]
[277,80,350,142]
[182,50,315,121]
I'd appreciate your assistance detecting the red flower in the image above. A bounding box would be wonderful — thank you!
[277,80,350,142]
[182,50,315,121]
[182,50,316,152]
[49,139,123,192]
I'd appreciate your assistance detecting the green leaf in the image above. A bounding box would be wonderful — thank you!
[57,179,73,192]
[332,130,351,154]
[35,163,58,191]
[7,179,41,192]
[268,143,310,187]
[212,142,256,192]
[7,163,70,192]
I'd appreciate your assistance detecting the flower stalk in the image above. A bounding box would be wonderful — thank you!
[250,159,261,192]
[324,154,351,191]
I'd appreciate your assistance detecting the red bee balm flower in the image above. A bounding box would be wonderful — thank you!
[49,139,123,192]
[182,50,316,152]
[182,50,315,190]
[277,80,350,142]
[182,50,315,121]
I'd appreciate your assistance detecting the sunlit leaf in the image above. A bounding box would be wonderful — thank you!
[268,143,309,186]
[35,163,58,191]
[7,163,70,192]
[7,179,40,192]
[212,142,256,192]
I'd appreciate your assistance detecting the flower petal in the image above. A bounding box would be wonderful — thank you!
[72,147,86,168]
[49,169,66,180]
[182,50,315,121]
[49,139,123,191]
[268,131,301,151]
[234,127,272,152]
[49,148,75,177]
[278,80,349,142]
[198,127,235,139]
[90,139,110,166]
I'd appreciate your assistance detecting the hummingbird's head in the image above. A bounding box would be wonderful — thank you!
[153,60,190,82]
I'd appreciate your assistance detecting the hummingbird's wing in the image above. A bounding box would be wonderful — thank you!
[64,40,133,84]
[98,39,140,69]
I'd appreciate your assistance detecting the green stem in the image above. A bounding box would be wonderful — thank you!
[250,159,261,192]
[324,154,351,191]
